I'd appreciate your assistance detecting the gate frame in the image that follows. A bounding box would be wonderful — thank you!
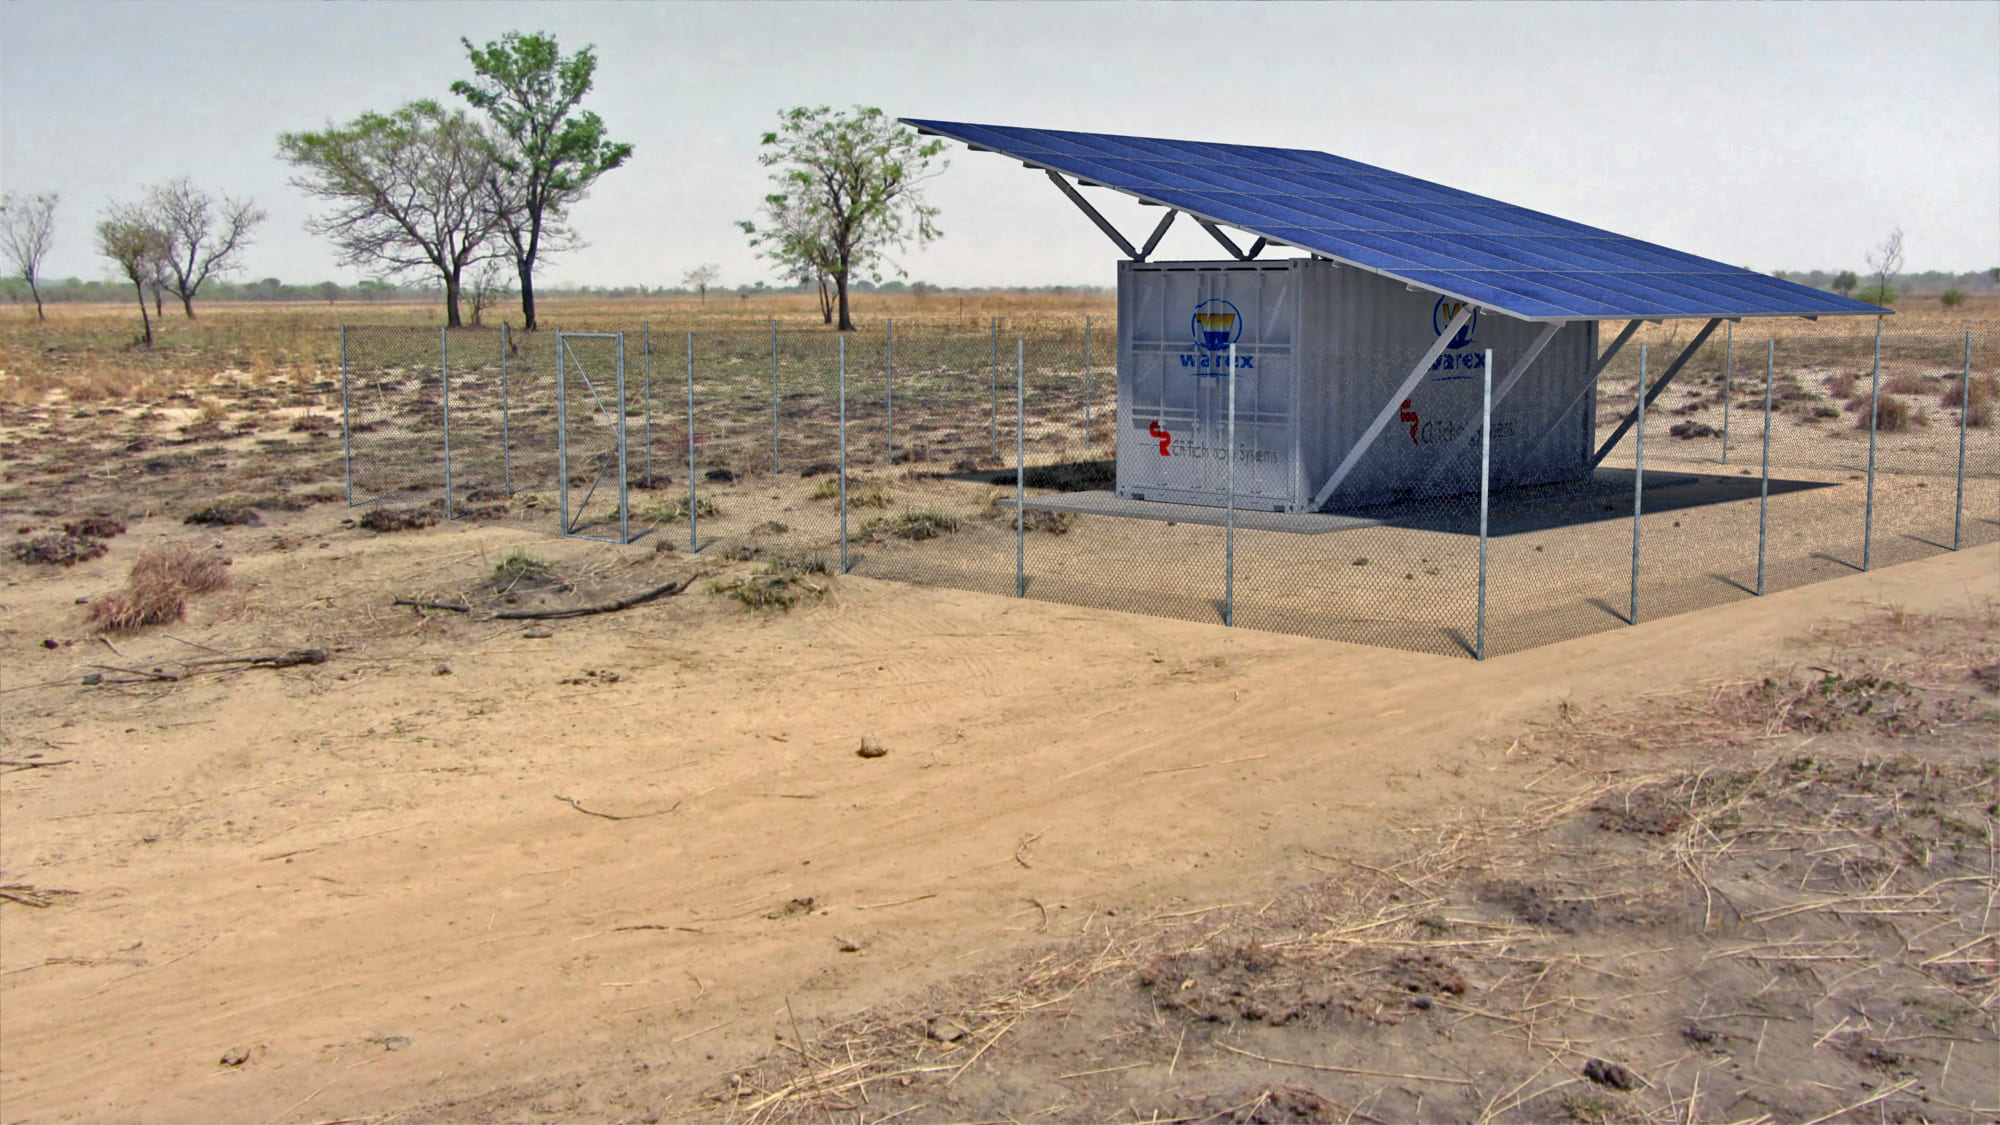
[555,332,632,544]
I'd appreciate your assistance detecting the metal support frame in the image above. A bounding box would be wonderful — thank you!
[1195,220,1268,262]
[1630,345,1647,625]
[1757,340,1773,595]
[554,332,630,544]
[1862,317,1881,570]
[1411,321,1562,495]
[1225,340,1237,626]
[440,327,453,520]
[1590,317,1722,468]
[1046,170,1140,258]
[1311,304,1473,510]
[1477,348,1492,660]
[1954,332,1970,551]
[1720,320,1733,462]
[1514,318,1644,474]
[1139,210,1178,258]
[339,325,352,505]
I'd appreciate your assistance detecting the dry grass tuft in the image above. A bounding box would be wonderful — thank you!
[89,544,230,632]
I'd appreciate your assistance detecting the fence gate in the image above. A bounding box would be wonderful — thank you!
[556,332,631,543]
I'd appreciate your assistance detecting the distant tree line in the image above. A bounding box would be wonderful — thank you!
[1774,268,1996,298]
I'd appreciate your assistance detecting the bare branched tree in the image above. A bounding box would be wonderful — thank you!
[1865,227,1904,305]
[96,203,170,347]
[146,178,267,318]
[279,101,504,327]
[467,258,512,326]
[0,192,59,320]
[682,263,720,303]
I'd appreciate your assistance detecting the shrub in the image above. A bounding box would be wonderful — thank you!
[1942,374,1996,428]
[89,544,229,632]
[646,496,720,523]
[1668,421,1720,440]
[1825,373,1858,399]
[358,506,439,533]
[1858,394,1925,433]
[491,550,559,585]
[1884,372,1931,396]
[1941,288,1965,308]
[63,515,126,540]
[866,509,961,541]
[12,533,107,567]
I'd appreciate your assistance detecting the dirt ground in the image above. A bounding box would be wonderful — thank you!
[1,385,1997,1124]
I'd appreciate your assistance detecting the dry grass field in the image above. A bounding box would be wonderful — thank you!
[1,292,1996,1123]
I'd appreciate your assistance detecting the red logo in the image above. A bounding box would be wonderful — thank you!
[1148,420,1172,456]
[1399,399,1420,444]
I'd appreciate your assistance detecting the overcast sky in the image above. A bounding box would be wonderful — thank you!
[3,1,1995,290]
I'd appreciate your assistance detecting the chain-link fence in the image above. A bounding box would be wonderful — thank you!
[342,320,1998,657]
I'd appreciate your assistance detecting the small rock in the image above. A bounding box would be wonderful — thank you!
[522,627,554,639]
[81,672,103,685]
[433,663,452,676]
[1351,557,1368,566]
[74,596,88,605]
[220,1046,249,1067]
[834,935,861,953]
[598,670,621,684]
[42,638,58,649]
[856,737,887,759]
[1583,1058,1639,1091]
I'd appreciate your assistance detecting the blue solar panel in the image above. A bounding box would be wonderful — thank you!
[903,119,1889,323]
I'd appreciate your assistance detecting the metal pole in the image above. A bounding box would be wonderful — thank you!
[886,318,894,466]
[687,332,697,552]
[617,333,629,544]
[1954,331,1970,550]
[557,337,569,534]
[839,336,849,574]
[500,322,511,495]
[440,326,453,520]
[1084,315,1092,456]
[1016,338,1025,598]
[1863,317,1881,570]
[1757,340,1773,595]
[1630,343,1646,625]
[1225,340,1236,627]
[989,317,1000,458]
[339,325,352,505]
[1721,320,1732,463]
[1477,347,1492,659]
[771,318,779,474]
[643,322,652,488]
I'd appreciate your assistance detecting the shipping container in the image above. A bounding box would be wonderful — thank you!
[1115,259,1600,511]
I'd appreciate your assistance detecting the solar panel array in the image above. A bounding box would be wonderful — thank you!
[903,118,1887,323]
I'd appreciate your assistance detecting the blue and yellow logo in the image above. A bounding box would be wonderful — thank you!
[1191,299,1242,353]
[1433,297,1478,350]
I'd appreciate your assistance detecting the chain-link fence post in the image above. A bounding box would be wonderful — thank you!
[1954,331,1970,550]
[557,337,570,532]
[1721,319,1732,463]
[1225,340,1236,627]
[886,318,894,466]
[686,331,697,552]
[500,322,512,495]
[1477,348,1492,659]
[839,335,849,574]
[643,322,652,488]
[617,333,630,544]
[339,325,352,505]
[1084,314,1093,456]
[1630,343,1646,625]
[441,326,454,521]
[771,319,779,474]
[1757,340,1773,595]
[1863,317,1881,571]
[1016,338,1026,598]
[990,317,999,458]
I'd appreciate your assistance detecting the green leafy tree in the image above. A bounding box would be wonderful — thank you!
[279,101,501,327]
[95,203,170,346]
[452,31,631,331]
[0,192,59,320]
[741,106,946,331]
[1832,270,1858,297]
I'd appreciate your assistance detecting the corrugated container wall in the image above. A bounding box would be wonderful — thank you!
[1116,259,1598,512]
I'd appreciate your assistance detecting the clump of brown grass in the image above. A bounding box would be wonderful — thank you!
[89,544,230,632]
[1941,374,1996,428]
[1883,371,1933,396]
[1852,393,1925,432]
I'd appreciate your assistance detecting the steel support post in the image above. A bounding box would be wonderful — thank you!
[1591,318,1722,468]
[441,327,453,520]
[1045,171,1140,258]
[643,322,652,487]
[1411,321,1561,497]
[687,333,697,552]
[1312,305,1472,510]
[1477,348,1492,660]
[1016,339,1026,598]
[839,336,849,574]
[886,318,894,466]
[990,317,999,457]
[1515,319,1644,473]
[617,334,629,544]
[771,319,779,474]
[1720,320,1733,463]
[500,323,512,495]
[557,340,569,534]
[1225,341,1236,627]
[1757,341,1773,595]
[1954,332,1970,550]
[1863,318,1881,570]
[339,325,352,505]
[1630,344,1647,625]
